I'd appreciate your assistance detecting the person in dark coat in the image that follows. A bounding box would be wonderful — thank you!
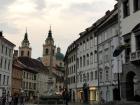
[2,96,6,105]
[19,96,24,105]
[62,88,69,105]
[13,95,18,105]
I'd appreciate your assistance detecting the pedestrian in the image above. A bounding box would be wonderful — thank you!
[19,96,24,105]
[13,95,18,105]
[2,96,6,105]
[8,96,12,105]
[62,88,69,105]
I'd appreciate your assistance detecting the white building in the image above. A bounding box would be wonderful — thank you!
[65,41,77,102]
[95,6,121,102]
[76,27,98,102]
[0,31,15,96]
[118,0,140,101]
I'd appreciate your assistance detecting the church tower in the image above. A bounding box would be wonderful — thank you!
[42,27,56,67]
[19,30,32,57]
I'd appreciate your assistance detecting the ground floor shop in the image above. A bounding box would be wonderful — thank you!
[76,86,97,102]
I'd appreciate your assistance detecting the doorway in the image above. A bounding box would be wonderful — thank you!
[126,71,136,101]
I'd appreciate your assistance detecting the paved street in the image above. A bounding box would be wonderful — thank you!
[25,101,140,105]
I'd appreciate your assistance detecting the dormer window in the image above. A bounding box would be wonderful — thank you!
[123,0,130,17]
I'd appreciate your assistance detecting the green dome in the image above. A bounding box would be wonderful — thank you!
[55,52,64,60]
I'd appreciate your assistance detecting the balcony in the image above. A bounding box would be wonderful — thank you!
[130,50,140,62]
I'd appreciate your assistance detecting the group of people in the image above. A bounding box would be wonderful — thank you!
[0,95,24,105]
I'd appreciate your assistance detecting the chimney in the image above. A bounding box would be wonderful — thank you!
[13,50,18,59]
[106,10,110,15]
[0,31,3,37]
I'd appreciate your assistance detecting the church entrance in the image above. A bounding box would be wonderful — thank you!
[126,71,136,101]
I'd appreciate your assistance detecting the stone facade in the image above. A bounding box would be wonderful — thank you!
[118,0,140,101]
[0,32,15,97]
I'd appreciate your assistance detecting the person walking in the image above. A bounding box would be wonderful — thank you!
[62,88,69,105]
[8,96,12,105]
[2,96,6,105]
[19,96,24,105]
[13,95,18,105]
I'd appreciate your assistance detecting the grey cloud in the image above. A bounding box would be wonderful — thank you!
[0,22,20,34]
[34,0,46,11]
[62,1,115,15]
[0,0,17,9]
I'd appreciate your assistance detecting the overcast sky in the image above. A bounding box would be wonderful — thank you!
[0,0,117,58]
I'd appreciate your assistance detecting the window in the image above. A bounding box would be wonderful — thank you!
[95,71,98,80]
[0,57,3,68]
[123,0,130,17]
[99,52,103,64]
[74,76,75,83]
[77,58,79,69]
[80,57,82,67]
[3,75,5,85]
[4,59,7,69]
[83,41,86,50]
[80,74,82,82]
[23,72,26,78]
[99,70,103,81]
[104,48,109,63]
[136,35,140,50]
[83,74,86,82]
[8,60,10,70]
[134,0,140,11]
[28,51,30,57]
[21,51,24,56]
[87,73,89,81]
[34,75,36,80]
[90,36,93,48]
[7,76,9,85]
[94,53,97,63]
[5,47,7,55]
[86,38,89,49]
[106,70,109,81]
[1,45,4,53]
[9,49,11,57]
[90,52,93,64]
[74,65,76,73]
[87,54,89,66]
[94,37,97,46]
[124,35,131,62]
[83,55,86,66]
[90,72,93,81]
[0,74,1,85]
[46,49,48,55]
